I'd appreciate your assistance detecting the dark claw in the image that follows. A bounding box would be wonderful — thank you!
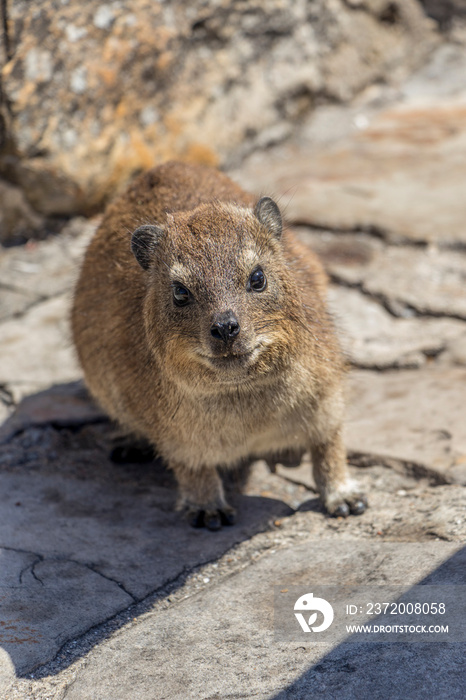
[220,509,236,526]
[332,502,350,518]
[186,507,236,530]
[187,509,205,528]
[349,497,368,515]
[204,512,222,531]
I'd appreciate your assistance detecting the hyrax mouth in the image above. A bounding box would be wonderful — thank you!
[198,346,259,366]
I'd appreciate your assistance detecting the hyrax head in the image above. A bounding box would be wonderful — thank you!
[131,197,301,390]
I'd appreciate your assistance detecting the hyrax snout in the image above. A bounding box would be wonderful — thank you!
[72,161,367,530]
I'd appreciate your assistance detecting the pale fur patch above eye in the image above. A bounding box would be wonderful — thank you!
[169,263,191,286]
[242,246,262,270]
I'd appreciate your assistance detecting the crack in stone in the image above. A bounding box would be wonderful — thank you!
[328,272,408,318]
[425,530,451,542]
[27,563,197,679]
[347,342,448,371]
[274,449,453,492]
[0,281,40,297]
[25,544,269,680]
[294,220,429,248]
[348,451,450,486]
[273,470,318,494]
[0,413,109,447]
[348,358,426,372]
[0,544,48,586]
[1,543,43,558]
[78,562,138,603]
[394,301,466,323]
[296,220,466,252]
[0,290,65,324]
[0,383,14,407]
[19,555,44,585]
[0,544,138,599]
[30,558,45,586]
[329,272,466,322]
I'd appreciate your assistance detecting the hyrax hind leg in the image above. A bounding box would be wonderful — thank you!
[174,464,236,531]
[311,430,367,517]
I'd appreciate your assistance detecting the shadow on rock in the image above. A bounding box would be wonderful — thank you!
[0,382,293,678]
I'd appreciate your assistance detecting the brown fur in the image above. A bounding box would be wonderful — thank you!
[72,161,366,529]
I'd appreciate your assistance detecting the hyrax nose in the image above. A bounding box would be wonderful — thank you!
[210,311,240,344]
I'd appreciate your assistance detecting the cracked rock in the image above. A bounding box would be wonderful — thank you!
[346,367,466,485]
[298,229,466,321]
[328,285,466,369]
[0,287,39,323]
[0,452,291,676]
[62,541,465,700]
[0,295,81,395]
[0,382,106,445]
[0,551,133,676]
[0,218,96,300]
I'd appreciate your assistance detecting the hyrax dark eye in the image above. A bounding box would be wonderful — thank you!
[173,284,191,307]
[248,268,267,292]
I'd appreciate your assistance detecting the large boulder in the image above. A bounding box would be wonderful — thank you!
[0,0,436,217]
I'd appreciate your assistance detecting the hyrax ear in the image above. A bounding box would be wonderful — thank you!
[254,197,282,240]
[131,224,164,270]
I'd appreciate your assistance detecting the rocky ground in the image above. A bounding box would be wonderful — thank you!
[1,38,466,700]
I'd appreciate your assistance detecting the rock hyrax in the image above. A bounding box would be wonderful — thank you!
[72,161,367,530]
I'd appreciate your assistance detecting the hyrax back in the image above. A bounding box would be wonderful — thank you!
[72,161,366,530]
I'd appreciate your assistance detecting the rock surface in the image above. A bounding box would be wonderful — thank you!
[0,217,96,302]
[62,541,465,700]
[0,0,436,216]
[346,368,466,485]
[235,37,466,248]
[295,229,466,320]
[237,98,466,246]
[0,460,292,676]
[1,10,466,695]
[328,285,466,369]
[0,295,81,392]
[0,382,106,444]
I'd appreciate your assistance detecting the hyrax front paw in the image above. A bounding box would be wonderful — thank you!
[324,489,368,518]
[186,505,237,531]
[174,465,236,531]
[311,434,368,519]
